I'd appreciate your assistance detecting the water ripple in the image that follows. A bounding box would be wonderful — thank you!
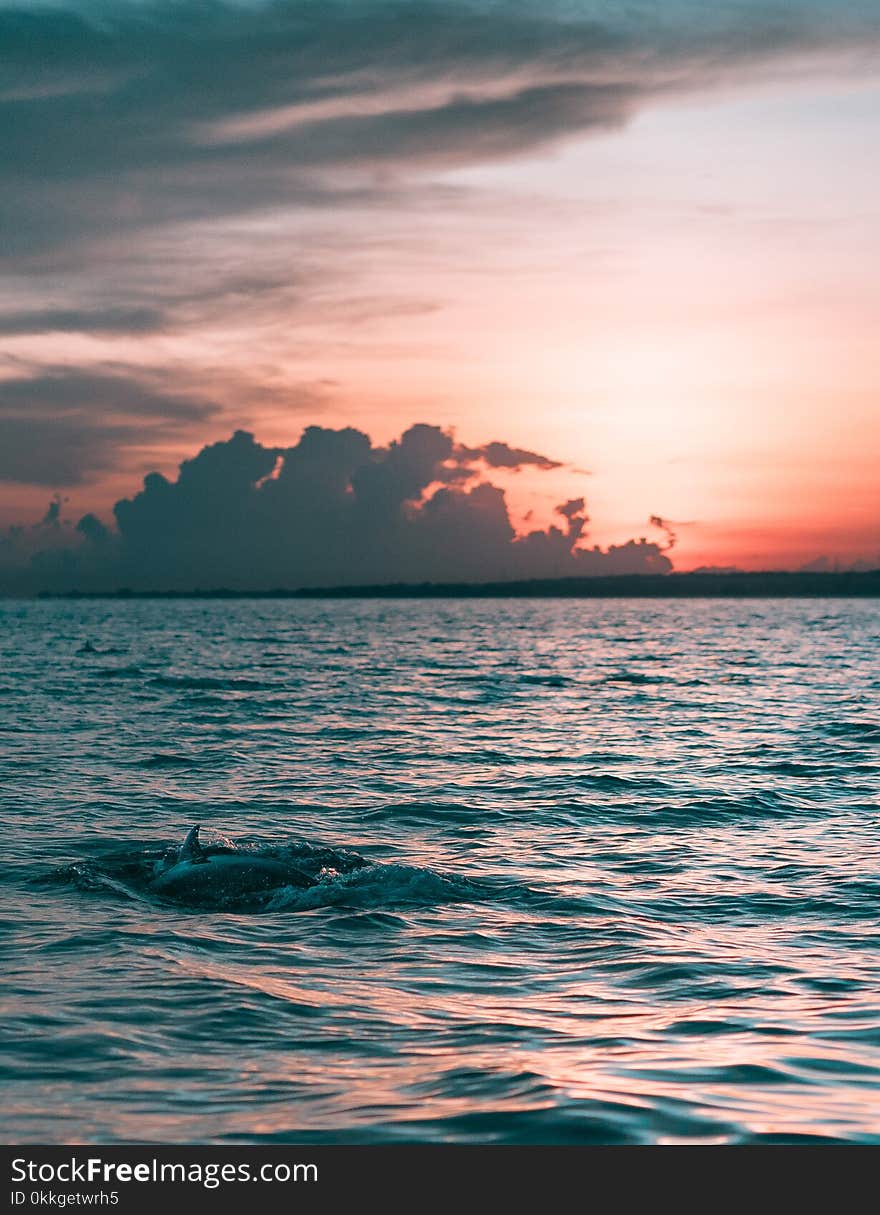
[1,596,879,1143]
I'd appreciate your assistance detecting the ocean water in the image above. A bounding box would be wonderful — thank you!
[1,597,879,1145]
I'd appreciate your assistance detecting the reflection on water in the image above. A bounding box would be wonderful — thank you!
[1,597,879,1142]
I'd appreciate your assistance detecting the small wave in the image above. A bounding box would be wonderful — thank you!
[441,748,519,765]
[361,801,487,825]
[758,758,875,777]
[264,862,479,912]
[634,790,818,826]
[150,674,272,691]
[594,671,674,685]
[139,752,201,769]
[571,771,671,793]
[822,720,880,743]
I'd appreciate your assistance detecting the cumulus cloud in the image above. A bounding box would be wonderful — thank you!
[0,423,672,591]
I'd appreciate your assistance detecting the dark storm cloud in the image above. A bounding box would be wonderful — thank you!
[0,415,136,486]
[0,306,166,336]
[649,515,698,551]
[2,1,876,260]
[0,368,214,420]
[0,424,672,590]
[459,441,562,471]
[0,367,219,485]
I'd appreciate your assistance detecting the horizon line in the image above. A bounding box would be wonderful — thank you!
[14,569,880,601]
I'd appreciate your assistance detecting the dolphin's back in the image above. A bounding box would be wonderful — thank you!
[151,847,314,906]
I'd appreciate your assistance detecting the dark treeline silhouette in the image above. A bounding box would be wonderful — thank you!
[37,570,880,599]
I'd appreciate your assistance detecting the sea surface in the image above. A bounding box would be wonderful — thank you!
[1,597,879,1144]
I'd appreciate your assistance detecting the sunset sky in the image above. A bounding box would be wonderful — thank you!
[1,0,878,580]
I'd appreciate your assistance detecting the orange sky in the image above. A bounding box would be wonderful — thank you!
[1,14,877,572]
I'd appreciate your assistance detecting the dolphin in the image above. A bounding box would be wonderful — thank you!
[150,825,315,907]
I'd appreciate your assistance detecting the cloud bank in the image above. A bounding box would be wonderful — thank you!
[0,367,220,486]
[0,424,672,591]
[4,0,878,265]
[3,0,877,312]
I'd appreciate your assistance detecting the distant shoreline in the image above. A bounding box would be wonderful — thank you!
[27,569,880,599]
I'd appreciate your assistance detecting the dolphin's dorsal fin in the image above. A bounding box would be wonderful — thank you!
[179,825,203,861]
